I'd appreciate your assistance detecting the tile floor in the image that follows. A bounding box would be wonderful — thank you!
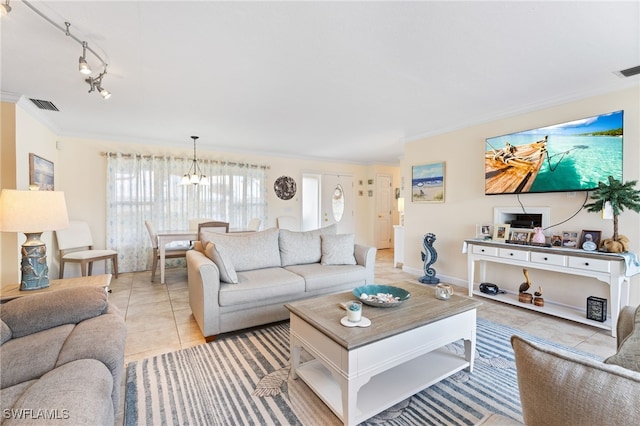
[110,248,619,424]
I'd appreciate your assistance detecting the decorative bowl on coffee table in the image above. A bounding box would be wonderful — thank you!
[353,284,411,307]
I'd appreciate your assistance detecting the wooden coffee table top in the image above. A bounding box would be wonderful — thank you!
[0,274,112,302]
[285,280,481,350]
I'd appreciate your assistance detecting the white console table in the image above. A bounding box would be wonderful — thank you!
[464,239,632,337]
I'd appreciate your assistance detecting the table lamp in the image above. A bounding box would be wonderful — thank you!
[0,189,69,290]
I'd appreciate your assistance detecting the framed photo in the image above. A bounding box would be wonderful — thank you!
[411,162,445,203]
[561,231,579,248]
[551,234,563,247]
[29,153,54,190]
[580,230,601,250]
[510,229,532,243]
[493,224,510,242]
[476,224,492,239]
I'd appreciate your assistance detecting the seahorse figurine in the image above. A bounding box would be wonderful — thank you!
[419,233,440,284]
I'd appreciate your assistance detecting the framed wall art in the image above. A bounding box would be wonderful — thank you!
[411,162,445,203]
[29,153,54,190]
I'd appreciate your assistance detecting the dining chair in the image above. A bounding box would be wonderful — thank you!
[276,216,299,231]
[247,218,262,231]
[55,220,119,279]
[145,220,190,282]
[198,221,230,240]
[188,218,216,231]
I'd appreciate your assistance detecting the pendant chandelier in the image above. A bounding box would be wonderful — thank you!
[180,136,209,186]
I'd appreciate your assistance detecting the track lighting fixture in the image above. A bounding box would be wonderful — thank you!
[181,136,209,186]
[78,41,92,75]
[21,1,112,99]
[85,70,111,99]
[0,1,11,16]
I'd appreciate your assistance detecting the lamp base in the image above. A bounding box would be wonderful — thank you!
[20,232,50,290]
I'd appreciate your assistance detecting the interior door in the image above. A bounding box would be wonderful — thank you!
[321,174,354,234]
[375,175,392,249]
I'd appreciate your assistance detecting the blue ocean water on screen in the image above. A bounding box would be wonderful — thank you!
[486,134,623,192]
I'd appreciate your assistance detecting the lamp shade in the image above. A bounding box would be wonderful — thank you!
[0,190,69,233]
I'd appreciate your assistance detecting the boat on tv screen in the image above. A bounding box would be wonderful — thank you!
[485,111,623,195]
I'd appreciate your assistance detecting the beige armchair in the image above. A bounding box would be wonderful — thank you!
[55,220,118,279]
[511,305,640,425]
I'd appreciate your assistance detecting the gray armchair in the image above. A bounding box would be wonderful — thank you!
[511,305,640,425]
[1,287,126,425]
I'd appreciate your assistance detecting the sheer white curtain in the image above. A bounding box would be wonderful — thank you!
[106,153,268,272]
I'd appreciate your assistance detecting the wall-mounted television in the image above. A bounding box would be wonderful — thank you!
[485,110,623,195]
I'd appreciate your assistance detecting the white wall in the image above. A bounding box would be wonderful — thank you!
[402,87,640,308]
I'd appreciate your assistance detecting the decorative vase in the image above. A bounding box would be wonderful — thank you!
[532,227,546,244]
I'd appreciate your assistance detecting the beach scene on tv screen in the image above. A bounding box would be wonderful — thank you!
[485,110,623,194]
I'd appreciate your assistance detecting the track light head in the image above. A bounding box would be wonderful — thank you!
[0,1,11,16]
[98,86,111,99]
[79,57,92,75]
[78,41,92,75]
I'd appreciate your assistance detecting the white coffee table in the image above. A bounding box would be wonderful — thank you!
[285,281,481,426]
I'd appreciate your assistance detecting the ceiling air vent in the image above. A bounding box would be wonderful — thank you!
[29,98,59,111]
[618,65,640,78]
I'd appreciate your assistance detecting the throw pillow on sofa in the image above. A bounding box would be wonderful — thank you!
[320,234,357,265]
[605,305,640,373]
[201,228,281,272]
[204,242,238,284]
[279,224,337,266]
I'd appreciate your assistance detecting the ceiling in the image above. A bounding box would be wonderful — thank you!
[1,1,638,165]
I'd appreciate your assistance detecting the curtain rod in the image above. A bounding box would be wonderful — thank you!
[101,151,270,170]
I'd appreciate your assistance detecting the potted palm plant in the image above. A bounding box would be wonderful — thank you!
[583,176,640,253]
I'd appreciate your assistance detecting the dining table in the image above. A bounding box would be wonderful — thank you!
[156,228,255,283]
[156,230,197,284]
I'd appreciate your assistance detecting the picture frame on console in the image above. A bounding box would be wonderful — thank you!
[493,224,510,242]
[561,231,579,248]
[580,230,601,250]
[510,229,532,243]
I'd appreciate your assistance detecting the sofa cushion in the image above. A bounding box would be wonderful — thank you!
[7,359,115,426]
[0,287,108,338]
[1,324,75,389]
[321,234,357,265]
[219,268,305,306]
[200,228,281,272]
[279,224,337,266]
[605,305,640,373]
[1,319,11,345]
[204,242,238,284]
[285,263,368,292]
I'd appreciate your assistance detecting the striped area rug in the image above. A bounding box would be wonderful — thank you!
[125,318,598,425]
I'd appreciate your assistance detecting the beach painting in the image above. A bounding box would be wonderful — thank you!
[412,162,445,202]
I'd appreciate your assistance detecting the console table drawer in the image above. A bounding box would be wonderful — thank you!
[499,248,529,261]
[531,252,566,267]
[568,257,610,273]
[472,245,498,256]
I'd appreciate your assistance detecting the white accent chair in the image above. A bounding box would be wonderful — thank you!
[55,220,118,279]
[247,218,262,231]
[276,216,299,231]
[145,220,190,282]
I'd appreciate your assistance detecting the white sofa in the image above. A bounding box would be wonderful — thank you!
[186,226,376,339]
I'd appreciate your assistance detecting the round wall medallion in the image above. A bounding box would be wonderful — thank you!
[274,176,297,200]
